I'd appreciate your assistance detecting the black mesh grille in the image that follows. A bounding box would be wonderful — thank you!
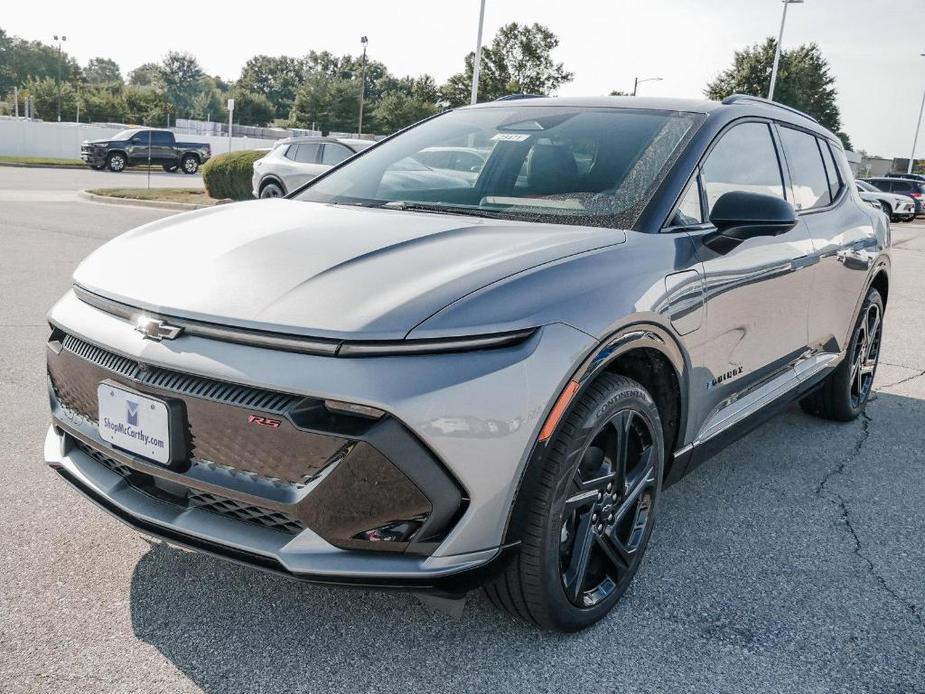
[73,441,305,535]
[188,491,305,534]
[63,334,139,378]
[61,334,299,414]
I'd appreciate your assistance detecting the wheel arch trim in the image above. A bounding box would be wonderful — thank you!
[500,320,691,546]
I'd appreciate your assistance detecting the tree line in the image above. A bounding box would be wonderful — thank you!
[0,24,852,147]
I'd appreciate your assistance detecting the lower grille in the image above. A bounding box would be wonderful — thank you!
[74,441,305,535]
[188,490,305,534]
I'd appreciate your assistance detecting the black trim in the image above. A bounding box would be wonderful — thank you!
[53,467,507,596]
[71,285,536,358]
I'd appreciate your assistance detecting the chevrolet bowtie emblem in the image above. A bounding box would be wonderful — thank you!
[135,316,183,341]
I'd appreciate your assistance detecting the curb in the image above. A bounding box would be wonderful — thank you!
[0,162,199,175]
[78,189,218,211]
[0,162,87,170]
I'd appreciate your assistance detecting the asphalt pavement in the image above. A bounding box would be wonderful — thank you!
[0,166,922,694]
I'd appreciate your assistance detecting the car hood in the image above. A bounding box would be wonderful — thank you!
[73,199,625,340]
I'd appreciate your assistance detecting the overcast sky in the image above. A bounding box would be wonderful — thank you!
[4,0,922,156]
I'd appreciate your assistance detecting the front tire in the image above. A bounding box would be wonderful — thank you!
[180,154,199,175]
[485,374,664,632]
[800,287,883,421]
[106,152,126,172]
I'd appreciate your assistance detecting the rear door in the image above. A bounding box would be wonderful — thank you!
[283,142,323,190]
[150,131,175,164]
[780,126,877,355]
[675,120,815,445]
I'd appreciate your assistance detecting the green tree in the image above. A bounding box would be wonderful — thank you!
[372,92,438,133]
[228,87,275,126]
[191,76,227,122]
[237,54,304,118]
[289,74,360,133]
[77,86,127,122]
[127,62,159,86]
[0,28,80,93]
[124,85,169,125]
[157,51,204,115]
[442,22,573,106]
[84,57,122,85]
[21,76,77,120]
[706,38,852,149]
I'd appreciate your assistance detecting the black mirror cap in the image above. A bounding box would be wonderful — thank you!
[709,191,798,238]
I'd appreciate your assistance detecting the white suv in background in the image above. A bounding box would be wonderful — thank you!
[252,137,374,198]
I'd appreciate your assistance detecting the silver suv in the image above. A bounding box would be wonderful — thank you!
[251,136,374,198]
[45,95,889,631]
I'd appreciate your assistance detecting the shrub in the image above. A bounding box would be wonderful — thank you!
[201,150,266,201]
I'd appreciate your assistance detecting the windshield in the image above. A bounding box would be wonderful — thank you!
[856,180,877,193]
[295,106,704,229]
[110,129,142,141]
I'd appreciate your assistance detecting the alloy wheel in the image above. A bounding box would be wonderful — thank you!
[559,408,658,608]
[850,301,882,408]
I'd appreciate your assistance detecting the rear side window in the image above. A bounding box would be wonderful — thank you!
[701,122,785,213]
[891,180,912,194]
[819,140,844,202]
[150,131,172,146]
[321,143,352,165]
[779,127,831,210]
[286,143,320,164]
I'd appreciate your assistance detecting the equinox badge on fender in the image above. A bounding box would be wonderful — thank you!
[134,316,183,341]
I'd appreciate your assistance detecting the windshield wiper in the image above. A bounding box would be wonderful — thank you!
[381,200,503,219]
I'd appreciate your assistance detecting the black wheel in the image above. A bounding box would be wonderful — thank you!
[162,163,178,173]
[484,374,664,632]
[180,154,199,174]
[106,152,126,172]
[800,288,883,421]
[260,181,285,198]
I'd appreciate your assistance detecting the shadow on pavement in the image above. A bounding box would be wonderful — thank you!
[128,395,925,694]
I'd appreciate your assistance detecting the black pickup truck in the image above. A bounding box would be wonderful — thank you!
[80,128,211,174]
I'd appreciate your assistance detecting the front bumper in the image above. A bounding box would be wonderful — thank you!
[80,148,106,166]
[45,289,593,583]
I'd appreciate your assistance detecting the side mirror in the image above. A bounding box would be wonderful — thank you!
[708,191,798,241]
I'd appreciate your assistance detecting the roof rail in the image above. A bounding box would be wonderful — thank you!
[493,93,546,101]
[721,94,818,123]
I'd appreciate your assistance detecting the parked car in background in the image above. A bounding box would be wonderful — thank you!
[414,146,488,173]
[47,95,890,632]
[856,180,915,222]
[864,176,925,216]
[251,137,374,198]
[80,129,211,174]
[885,172,925,182]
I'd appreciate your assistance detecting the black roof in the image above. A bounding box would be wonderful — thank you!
[466,94,835,141]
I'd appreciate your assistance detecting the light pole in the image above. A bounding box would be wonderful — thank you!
[632,76,662,96]
[768,0,803,101]
[357,36,368,136]
[53,34,67,122]
[470,0,487,105]
[908,53,925,175]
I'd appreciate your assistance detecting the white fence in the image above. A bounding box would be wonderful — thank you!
[0,117,281,159]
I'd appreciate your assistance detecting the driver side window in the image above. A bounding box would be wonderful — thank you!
[701,122,785,215]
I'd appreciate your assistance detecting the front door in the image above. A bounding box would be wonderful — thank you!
[678,120,815,446]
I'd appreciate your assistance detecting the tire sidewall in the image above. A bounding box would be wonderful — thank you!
[538,378,664,630]
[836,288,884,418]
[107,153,125,172]
[181,155,199,174]
[260,182,284,198]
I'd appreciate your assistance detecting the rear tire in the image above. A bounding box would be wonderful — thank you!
[800,288,883,421]
[260,181,285,198]
[484,374,663,632]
